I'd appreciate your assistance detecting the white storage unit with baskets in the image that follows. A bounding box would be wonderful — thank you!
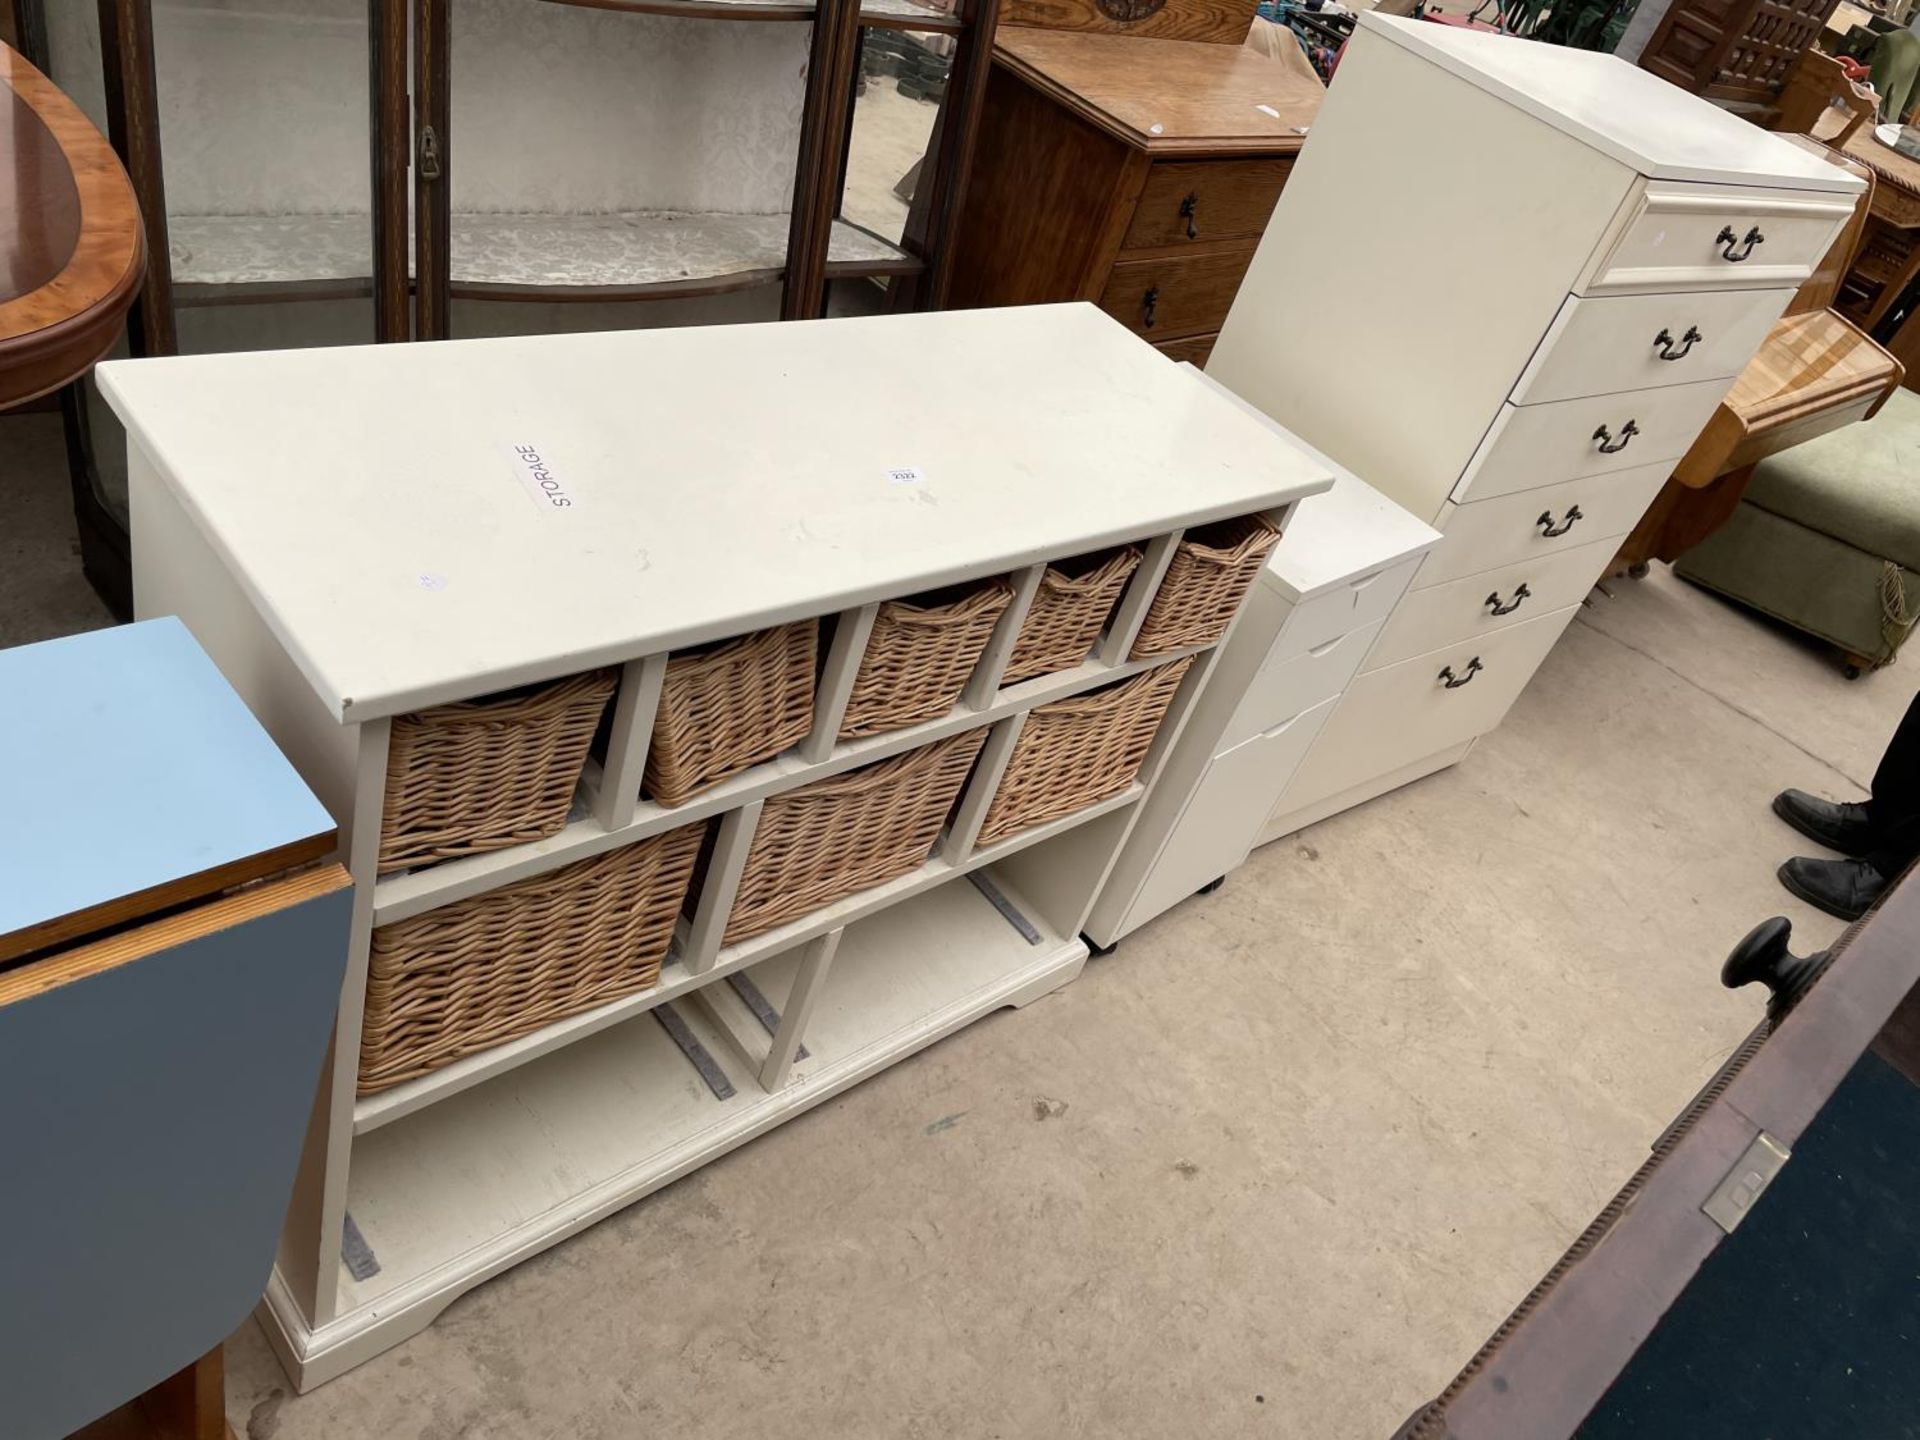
[101,303,1329,1388]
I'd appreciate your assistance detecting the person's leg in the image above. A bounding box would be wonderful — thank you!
[1867,690,1920,873]
[1777,691,1920,920]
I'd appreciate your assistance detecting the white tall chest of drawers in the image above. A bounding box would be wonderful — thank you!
[1207,16,1863,838]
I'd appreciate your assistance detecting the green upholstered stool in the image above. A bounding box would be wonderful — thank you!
[1674,387,1920,675]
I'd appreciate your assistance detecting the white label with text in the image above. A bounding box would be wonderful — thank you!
[887,465,925,485]
[501,442,580,512]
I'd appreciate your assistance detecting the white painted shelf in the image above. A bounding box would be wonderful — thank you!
[449,212,913,292]
[323,881,1083,1374]
[354,781,1143,1134]
[110,308,1328,1388]
[167,213,912,295]
[541,0,959,24]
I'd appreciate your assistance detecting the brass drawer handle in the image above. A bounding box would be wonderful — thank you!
[1439,657,1483,689]
[1654,325,1701,361]
[1537,504,1584,539]
[1179,193,1198,240]
[1593,419,1638,455]
[1142,286,1160,330]
[1716,225,1764,262]
[1485,583,1531,616]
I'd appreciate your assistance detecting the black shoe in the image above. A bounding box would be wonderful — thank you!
[1772,789,1876,856]
[1777,855,1887,921]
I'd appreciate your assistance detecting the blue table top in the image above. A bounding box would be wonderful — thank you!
[0,617,335,959]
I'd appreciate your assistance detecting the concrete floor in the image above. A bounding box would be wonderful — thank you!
[3,406,1907,1439]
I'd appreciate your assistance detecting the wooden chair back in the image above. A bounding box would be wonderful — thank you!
[1774,47,1876,148]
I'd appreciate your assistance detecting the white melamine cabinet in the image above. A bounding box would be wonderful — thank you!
[1082,384,1439,947]
[1200,15,1861,848]
[100,304,1330,1387]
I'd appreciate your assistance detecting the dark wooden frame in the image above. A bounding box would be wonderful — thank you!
[1637,0,1844,115]
[406,0,988,318]
[895,0,1003,308]
[412,0,449,340]
[79,0,994,325]
[1395,873,1920,1438]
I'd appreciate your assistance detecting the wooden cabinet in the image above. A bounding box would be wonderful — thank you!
[1635,0,1843,114]
[101,304,1330,1389]
[1203,15,1864,844]
[948,24,1324,366]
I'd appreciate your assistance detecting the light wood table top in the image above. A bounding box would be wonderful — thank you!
[0,41,143,409]
[994,26,1324,154]
[1721,308,1900,425]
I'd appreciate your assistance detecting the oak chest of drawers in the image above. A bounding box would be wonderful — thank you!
[948,24,1324,367]
[1202,15,1863,841]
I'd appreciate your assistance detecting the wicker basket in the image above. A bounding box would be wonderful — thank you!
[644,621,818,807]
[378,669,618,875]
[358,823,706,1093]
[977,658,1192,846]
[838,578,1014,739]
[1002,547,1142,686]
[723,728,988,943]
[1130,514,1282,659]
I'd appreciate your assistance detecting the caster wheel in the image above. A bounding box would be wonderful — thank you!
[1195,876,1225,896]
[1626,561,1651,579]
[1844,664,1864,680]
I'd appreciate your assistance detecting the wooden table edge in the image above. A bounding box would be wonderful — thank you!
[0,40,146,409]
[0,831,338,967]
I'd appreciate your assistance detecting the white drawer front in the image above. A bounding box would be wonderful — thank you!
[1269,554,1422,665]
[1420,468,1674,591]
[1129,696,1338,928]
[1418,462,1667,588]
[1580,181,1855,297]
[1512,287,1795,405]
[1369,536,1615,670]
[1452,377,1730,505]
[1280,605,1583,813]
[1222,617,1382,751]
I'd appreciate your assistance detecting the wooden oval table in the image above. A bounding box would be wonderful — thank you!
[1,39,144,409]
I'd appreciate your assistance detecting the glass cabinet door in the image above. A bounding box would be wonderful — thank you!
[36,0,386,568]
[829,7,968,318]
[440,0,813,340]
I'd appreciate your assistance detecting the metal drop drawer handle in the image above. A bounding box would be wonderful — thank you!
[1179,193,1198,240]
[1142,286,1160,329]
[1654,325,1702,361]
[1592,419,1639,454]
[1536,504,1584,538]
[1485,582,1531,616]
[1716,225,1764,262]
[1439,657,1484,689]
